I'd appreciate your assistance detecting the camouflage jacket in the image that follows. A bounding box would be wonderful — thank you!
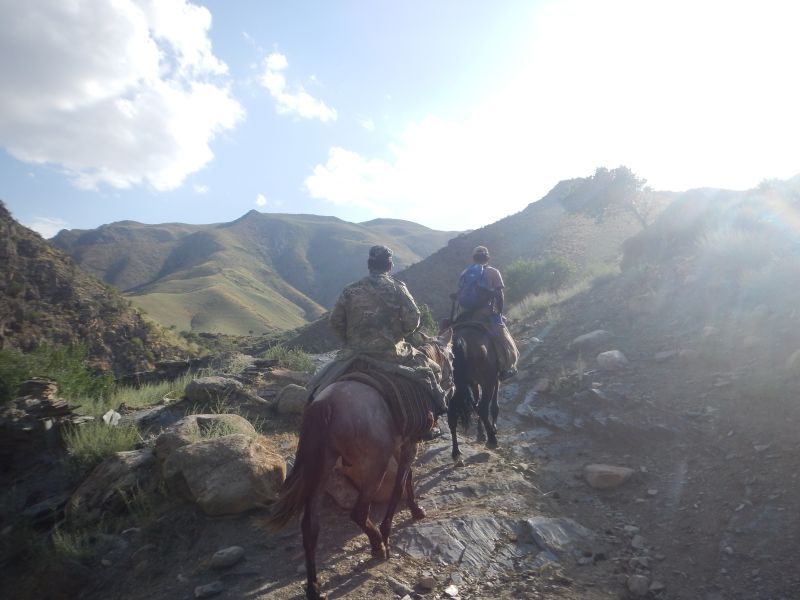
[329,272,420,357]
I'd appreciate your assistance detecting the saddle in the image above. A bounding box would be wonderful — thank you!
[338,365,435,441]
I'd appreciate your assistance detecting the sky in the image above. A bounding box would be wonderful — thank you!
[1,0,799,237]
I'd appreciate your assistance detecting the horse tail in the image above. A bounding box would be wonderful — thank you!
[452,337,474,431]
[266,399,332,530]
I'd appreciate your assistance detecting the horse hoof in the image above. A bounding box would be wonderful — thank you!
[454,457,465,468]
[486,439,499,450]
[411,506,427,520]
[306,583,326,600]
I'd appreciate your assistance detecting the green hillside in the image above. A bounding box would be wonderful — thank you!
[53,210,458,335]
[0,202,185,376]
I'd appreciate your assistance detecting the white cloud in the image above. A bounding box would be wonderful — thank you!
[305,0,800,230]
[360,118,375,132]
[193,184,209,194]
[254,192,281,208]
[260,52,337,122]
[26,217,69,239]
[0,0,244,191]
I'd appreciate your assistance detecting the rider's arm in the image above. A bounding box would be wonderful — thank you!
[495,288,505,314]
[398,284,421,336]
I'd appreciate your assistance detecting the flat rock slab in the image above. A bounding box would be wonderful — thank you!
[394,514,538,575]
[394,514,594,576]
[523,516,597,559]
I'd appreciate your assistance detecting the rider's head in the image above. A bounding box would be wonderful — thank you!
[368,245,393,273]
[472,245,490,265]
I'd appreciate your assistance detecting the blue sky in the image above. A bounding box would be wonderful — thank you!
[1,1,799,237]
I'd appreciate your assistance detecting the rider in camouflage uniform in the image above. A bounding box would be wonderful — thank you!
[307,245,449,415]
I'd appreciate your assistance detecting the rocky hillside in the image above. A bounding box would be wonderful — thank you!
[53,211,458,336]
[397,168,671,317]
[0,202,183,376]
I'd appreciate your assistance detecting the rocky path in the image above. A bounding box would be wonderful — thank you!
[77,327,800,600]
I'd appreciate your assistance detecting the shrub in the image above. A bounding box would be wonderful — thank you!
[62,421,140,473]
[262,345,315,373]
[505,256,574,304]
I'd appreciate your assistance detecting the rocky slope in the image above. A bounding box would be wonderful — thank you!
[0,201,183,376]
[52,212,458,335]
[396,171,671,318]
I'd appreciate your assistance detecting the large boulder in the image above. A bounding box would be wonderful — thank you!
[162,434,285,515]
[568,330,612,352]
[596,350,629,370]
[67,448,158,523]
[184,377,267,409]
[154,414,257,461]
[584,464,634,489]
[275,384,308,416]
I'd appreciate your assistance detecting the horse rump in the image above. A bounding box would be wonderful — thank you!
[266,400,332,530]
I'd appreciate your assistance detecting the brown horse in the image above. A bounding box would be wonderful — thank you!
[447,324,501,466]
[267,331,454,600]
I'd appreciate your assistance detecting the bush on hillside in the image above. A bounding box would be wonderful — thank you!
[560,166,654,229]
[505,256,574,304]
[409,303,439,346]
[261,345,315,373]
[0,345,114,404]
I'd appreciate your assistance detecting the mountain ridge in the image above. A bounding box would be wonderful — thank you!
[53,210,459,335]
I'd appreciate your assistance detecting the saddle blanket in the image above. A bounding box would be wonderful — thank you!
[338,367,435,441]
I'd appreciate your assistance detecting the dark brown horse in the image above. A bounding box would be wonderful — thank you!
[267,332,454,600]
[447,324,501,466]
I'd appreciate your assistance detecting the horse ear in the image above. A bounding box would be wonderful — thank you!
[420,332,433,342]
[438,327,453,346]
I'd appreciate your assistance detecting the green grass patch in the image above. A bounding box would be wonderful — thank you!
[261,345,315,372]
[76,372,194,416]
[51,528,95,562]
[0,344,114,404]
[190,419,240,441]
[62,421,140,473]
[507,280,588,321]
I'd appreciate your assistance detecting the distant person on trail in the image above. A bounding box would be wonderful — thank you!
[452,245,519,380]
[306,245,449,415]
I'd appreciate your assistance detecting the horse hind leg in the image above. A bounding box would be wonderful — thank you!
[447,401,464,467]
[484,381,500,449]
[404,466,427,519]
[379,442,417,553]
[473,384,487,443]
[350,458,390,560]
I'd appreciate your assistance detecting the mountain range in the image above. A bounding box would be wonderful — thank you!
[53,211,458,336]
